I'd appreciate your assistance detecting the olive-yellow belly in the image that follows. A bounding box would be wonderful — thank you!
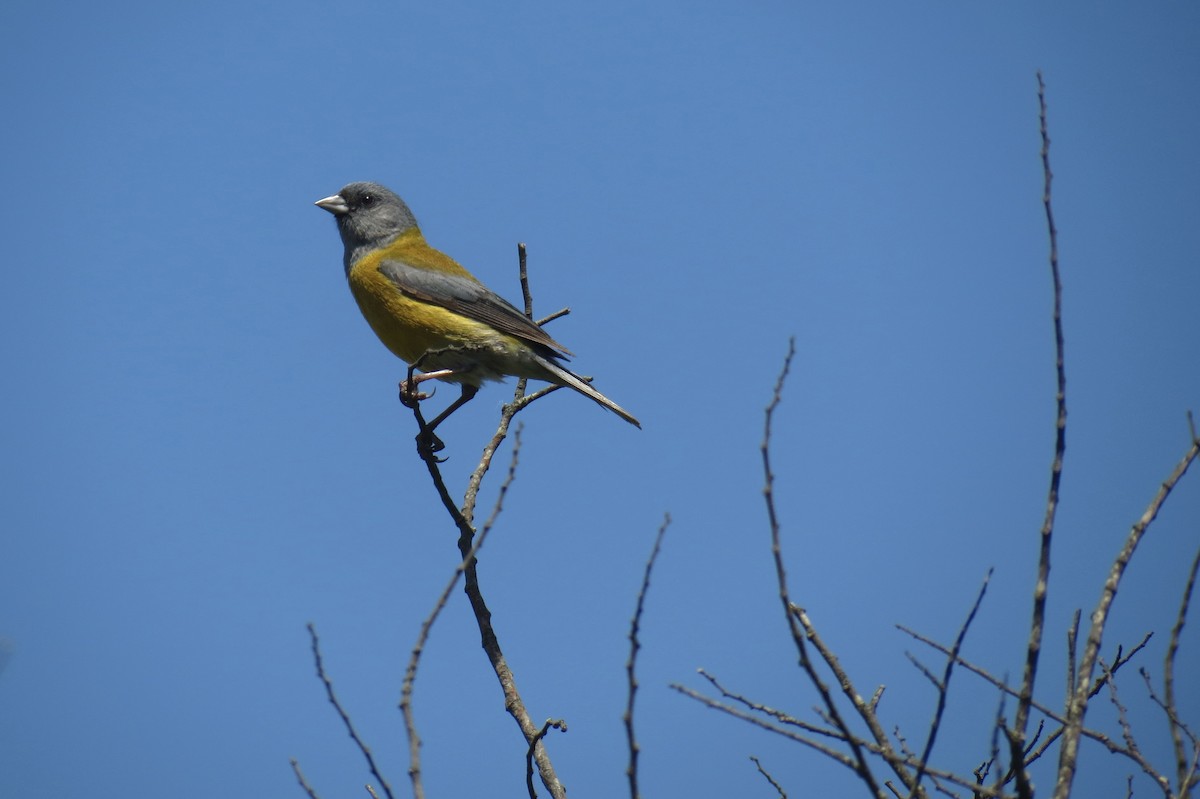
[347,256,546,385]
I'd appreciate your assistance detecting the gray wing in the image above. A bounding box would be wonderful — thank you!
[378,259,571,357]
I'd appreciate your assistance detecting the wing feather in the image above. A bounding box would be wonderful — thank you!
[377,259,572,357]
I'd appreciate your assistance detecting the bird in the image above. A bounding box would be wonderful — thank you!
[315,182,640,443]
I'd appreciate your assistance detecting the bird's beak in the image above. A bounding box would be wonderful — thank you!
[314,194,349,215]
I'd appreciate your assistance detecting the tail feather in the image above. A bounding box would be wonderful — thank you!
[534,355,641,429]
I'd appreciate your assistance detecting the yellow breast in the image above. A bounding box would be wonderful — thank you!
[346,230,512,373]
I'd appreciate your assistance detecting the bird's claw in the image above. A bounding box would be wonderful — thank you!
[399,379,436,408]
[415,427,448,461]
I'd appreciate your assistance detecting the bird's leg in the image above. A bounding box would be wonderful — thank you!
[400,348,483,457]
[415,383,479,456]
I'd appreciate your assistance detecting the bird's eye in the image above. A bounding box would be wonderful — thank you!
[361,193,375,206]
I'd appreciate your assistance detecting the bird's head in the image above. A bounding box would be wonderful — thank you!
[315,182,419,259]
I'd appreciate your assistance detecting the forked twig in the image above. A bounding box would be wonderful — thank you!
[760,338,892,799]
[411,250,569,799]
[1054,435,1200,799]
[526,719,568,799]
[400,428,523,799]
[697,667,839,738]
[671,682,1011,798]
[305,623,395,799]
[907,570,993,797]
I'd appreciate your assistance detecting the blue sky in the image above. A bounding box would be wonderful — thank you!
[1,2,1197,797]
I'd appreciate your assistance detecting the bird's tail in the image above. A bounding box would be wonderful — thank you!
[533,355,641,429]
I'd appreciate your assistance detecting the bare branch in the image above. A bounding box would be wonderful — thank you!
[1020,720,1054,771]
[1054,436,1200,799]
[625,514,672,799]
[535,307,571,326]
[1002,728,1034,799]
[904,652,943,691]
[871,685,887,713]
[305,623,394,799]
[757,351,908,797]
[671,683,1012,798]
[1088,635,1154,700]
[795,606,913,791]
[672,681,862,770]
[983,689,1005,798]
[761,338,889,793]
[1099,659,1139,758]
[290,758,322,799]
[1066,609,1080,697]
[399,428,523,799]
[697,668,841,739]
[1140,669,1200,762]
[517,242,533,317]
[1015,69,1066,752]
[898,620,1161,785]
[526,720,568,799]
[750,756,788,799]
[908,571,993,798]
[1099,659,1173,797]
[410,253,568,799]
[1165,545,1200,793]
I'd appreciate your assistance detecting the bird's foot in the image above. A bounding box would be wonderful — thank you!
[415,427,448,461]
[399,379,435,408]
[399,368,457,408]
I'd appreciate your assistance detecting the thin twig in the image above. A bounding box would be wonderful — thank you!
[908,571,993,798]
[698,668,840,738]
[671,683,864,773]
[1015,69,1066,754]
[518,243,532,317]
[1019,720,1056,773]
[870,685,887,713]
[671,684,1011,798]
[901,621,1150,726]
[794,606,911,792]
[1099,659,1174,797]
[290,758,322,799]
[459,387,523,527]
[305,623,394,799]
[905,652,943,691]
[899,620,1164,791]
[526,720,568,799]
[1054,436,1200,799]
[536,308,571,326]
[1002,728,1035,799]
[1165,545,1200,793]
[1100,659,1139,755]
[1140,669,1200,759]
[624,514,671,799]
[750,756,788,799]
[982,689,1005,799]
[760,338,892,798]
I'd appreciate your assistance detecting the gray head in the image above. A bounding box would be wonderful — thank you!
[315,182,419,270]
